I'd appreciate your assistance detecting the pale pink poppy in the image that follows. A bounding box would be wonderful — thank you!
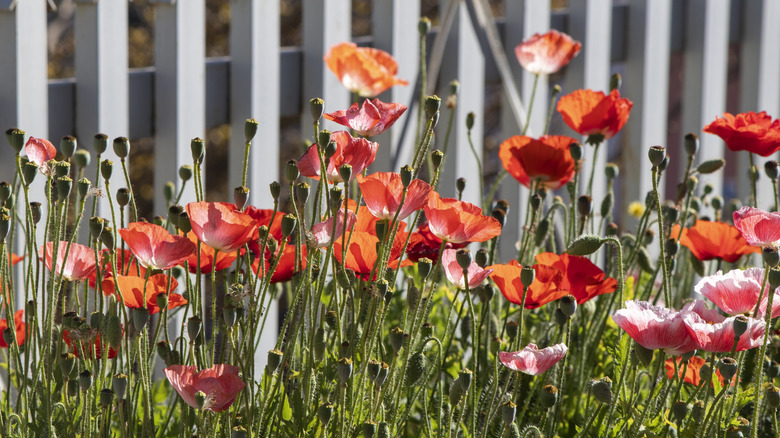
[311,209,357,248]
[682,301,765,352]
[41,241,96,281]
[733,206,780,248]
[498,343,568,375]
[357,171,432,221]
[297,131,378,183]
[25,136,56,166]
[186,202,258,253]
[441,248,493,290]
[695,268,780,318]
[164,364,245,412]
[324,99,407,137]
[611,301,697,355]
[118,222,196,270]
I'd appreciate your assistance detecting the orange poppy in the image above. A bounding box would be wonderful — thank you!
[324,99,407,137]
[535,252,617,304]
[514,30,581,75]
[186,201,258,253]
[703,111,780,157]
[499,135,577,190]
[556,89,633,141]
[672,221,759,263]
[119,222,196,270]
[0,309,25,348]
[324,42,409,98]
[665,356,727,386]
[297,131,378,183]
[357,171,432,221]
[102,274,186,315]
[423,192,502,245]
[488,259,569,309]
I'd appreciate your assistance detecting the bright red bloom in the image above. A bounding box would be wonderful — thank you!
[673,221,759,262]
[556,89,633,140]
[324,42,409,98]
[324,99,407,137]
[665,356,727,386]
[682,300,765,353]
[441,248,493,290]
[0,310,25,348]
[514,30,581,75]
[25,136,56,166]
[499,135,577,190]
[186,202,258,253]
[244,207,285,256]
[488,259,568,309]
[358,171,432,221]
[164,364,245,412]
[119,222,196,270]
[102,274,185,315]
[612,301,698,355]
[703,111,780,157]
[499,343,568,375]
[63,330,119,359]
[695,268,780,318]
[251,240,306,284]
[733,206,780,248]
[405,222,468,263]
[42,241,96,281]
[535,252,617,304]
[297,131,378,183]
[184,231,237,274]
[423,192,501,244]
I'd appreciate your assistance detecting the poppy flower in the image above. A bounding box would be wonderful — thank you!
[251,239,306,284]
[556,89,633,141]
[611,301,698,355]
[297,131,378,183]
[324,42,409,98]
[682,300,765,353]
[311,209,358,248]
[25,136,56,167]
[7,253,22,266]
[42,241,97,282]
[333,210,412,278]
[358,171,432,221]
[244,207,285,256]
[534,252,617,304]
[441,249,493,290]
[498,343,568,375]
[665,356,726,386]
[102,274,185,314]
[695,268,780,318]
[405,222,468,262]
[423,192,502,244]
[63,330,119,360]
[733,206,780,248]
[703,111,780,157]
[499,135,577,190]
[88,249,147,289]
[118,222,196,270]
[673,221,759,262]
[514,30,581,75]
[0,310,25,348]
[164,364,245,412]
[185,231,239,274]
[324,99,408,137]
[186,202,258,253]
[488,259,568,309]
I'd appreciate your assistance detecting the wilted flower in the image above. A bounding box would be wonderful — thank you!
[25,136,57,167]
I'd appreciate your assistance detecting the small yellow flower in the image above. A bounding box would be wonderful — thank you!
[628,201,645,218]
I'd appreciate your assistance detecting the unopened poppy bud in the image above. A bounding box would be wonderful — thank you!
[648,146,666,167]
[318,403,334,426]
[520,267,535,288]
[567,234,603,256]
[232,426,247,438]
[133,307,149,330]
[99,388,114,408]
[116,187,130,208]
[176,165,193,182]
[79,369,92,391]
[610,73,622,91]
[55,161,71,179]
[112,137,130,159]
[539,385,558,409]
[112,373,128,400]
[285,160,300,182]
[425,95,441,119]
[766,161,780,180]
[733,316,749,339]
[456,177,466,197]
[363,420,377,438]
[88,311,102,330]
[456,249,471,270]
[5,128,24,153]
[501,400,516,425]
[461,315,472,341]
[763,247,779,267]
[91,133,108,154]
[405,352,427,386]
[390,327,405,353]
[337,357,353,384]
[770,268,780,289]
[577,195,592,217]
[431,149,444,170]
[267,349,283,374]
[190,138,205,164]
[569,142,583,161]
[767,385,780,409]
[60,135,77,159]
[100,159,113,180]
[591,377,612,404]
[506,321,519,341]
[339,163,352,182]
[672,401,688,423]
[475,249,488,268]
[604,223,618,237]
[718,357,738,382]
[466,112,475,130]
[244,118,259,143]
[600,192,615,218]
[684,133,699,157]
[187,316,202,344]
[106,314,122,348]
[281,214,296,238]
[559,295,577,317]
[633,343,654,367]
[605,163,619,180]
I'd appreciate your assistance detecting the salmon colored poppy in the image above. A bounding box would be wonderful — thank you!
[514,30,581,75]
[499,343,568,375]
[164,364,245,412]
[42,241,96,282]
[324,98,407,137]
[405,222,468,263]
[184,232,238,274]
[186,201,258,253]
[297,131,378,183]
[733,206,780,248]
[441,249,493,290]
[251,240,306,284]
[488,259,568,309]
[324,42,409,98]
[119,222,196,270]
[703,111,780,157]
[556,89,633,141]
[7,253,22,266]
[102,274,185,315]
[358,171,432,221]
[499,135,577,190]
[535,252,617,304]
[63,330,119,359]
[673,221,759,262]
[423,192,501,244]
[0,310,25,348]
[25,136,56,166]
[665,356,726,386]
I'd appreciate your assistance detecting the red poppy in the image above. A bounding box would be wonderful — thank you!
[488,259,569,309]
[535,252,617,304]
[164,364,245,412]
[184,232,238,274]
[673,221,759,262]
[42,241,96,282]
[324,42,409,98]
[186,202,258,253]
[118,222,196,270]
[0,310,25,348]
[733,206,780,248]
[514,30,581,75]
[703,111,780,157]
[244,206,285,256]
[324,98,407,137]
[102,274,186,315]
[297,131,378,183]
[63,330,119,359]
[499,135,577,190]
[405,222,467,262]
[665,356,726,386]
[423,192,501,245]
[25,136,56,166]
[251,240,306,284]
[556,89,633,141]
[358,171,432,221]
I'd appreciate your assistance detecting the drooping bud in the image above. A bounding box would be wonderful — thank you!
[566,235,603,256]
[405,352,427,386]
[697,159,726,174]
[633,344,654,367]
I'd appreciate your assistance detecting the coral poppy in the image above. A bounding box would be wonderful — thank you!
[25,136,56,167]
[164,364,245,412]
[405,222,468,263]
[63,330,119,360]
[423,192,501,244]
[556,89,633,141]
[703,111,780,157]
[311,209,357,248]
[358,171,432,221]
[42,241,97,282]
[0,310,25,348]
[665,356,726,386]
[673,221,759,263]
[514,30,581,75]
[682,300,765,353]
[488,259,568,309]
[119,222,196,270]
[612,301,698,355]
[695,268,780,318]
[186,202,258,253]
[102,274,185,315]
[297,131,378,183]
[324,42,409,98]
[535,252,617,304]
[733,206,780,248]
[324,99,408,137]
[499,135,577,190]
[498,343,568,375]
[441,249,493,290]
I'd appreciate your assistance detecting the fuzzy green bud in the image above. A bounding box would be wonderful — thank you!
[697,159,726,174]
[566,234,603,256]
[405,352,427,386]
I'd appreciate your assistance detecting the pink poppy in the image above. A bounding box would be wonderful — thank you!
[311,209,357,248]
[733,206,780,248]
[324,99,407,137]
[186,202,258,253]
[611,301,697,355]
[514,30,581,75]
[441,248,493,290]
[682,301,765,352]
[297,131,378,183]
[164,364,245,412]
[695,268,780,318]
[42,241,96,282]
[118,222,196,270]
[357,171,432,221]
[25,136,56,166]
[498,343,568,375]
[423,192,502,244]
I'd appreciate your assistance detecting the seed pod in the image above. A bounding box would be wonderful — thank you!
[337,357,353,384]
[56,177,72,202]
[558,295,577,317]
[318,403,334,426]
[455,249,471,270]
[244,118,259,142]
[231,426,248,438]
[502,401,516,425]
[767,385,780,409]
[672,401,688,423]
[190,138,205,164]
[112,373,128,400]
[718,357,738,382]
[590,377,612,404]
[377,422,390,438]
[374,362,390,388]
[22,161,37,186]
[405,352,427,386]
[390,327,405,354]
[106,314,122,349]
[179,165,193,182]
[100,159,113,180]
[116,187,131,208]
[363,420,377,438]
[267,349,283,374]
[540,384,558,409]
[425,95,441,119]
[79,369,92,391]
[431,150,444,170]
[692,400,705,423]
[99,388,114,408]
[234,186,250,210]
[505,321,519,341]
[5,128,25,153]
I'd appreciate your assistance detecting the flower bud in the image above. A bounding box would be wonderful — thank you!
[113,137,130,159]
[390,327,405,354]
[194,390,207,410]
[405,352,426,386]
[100,159,113,180]
[267,349,283,374]
[540,384,558,409]
[112,373,128,400]
[466,112,475,130]
[577,195,593,217]
[5,128,24,153]
[425,95,441,119]
[190,138,205,164]
[566,235,603,256]
[337,357,353,384]
[431,150,444,170]
[697,159,726,174]
[633,343,654,367]
[106,314,122,349]
[718,357,738,382]
[492,208,506,228]
[610,73,622,91]
[672,400,688,423]
[648,146,666,167]
[313,327,326,361]
[244,118,259,143]
[1,327,12,347]
[664,238,679,256]
[318,403,333,426]
[590,377,612,404]
[460,315,472,341]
